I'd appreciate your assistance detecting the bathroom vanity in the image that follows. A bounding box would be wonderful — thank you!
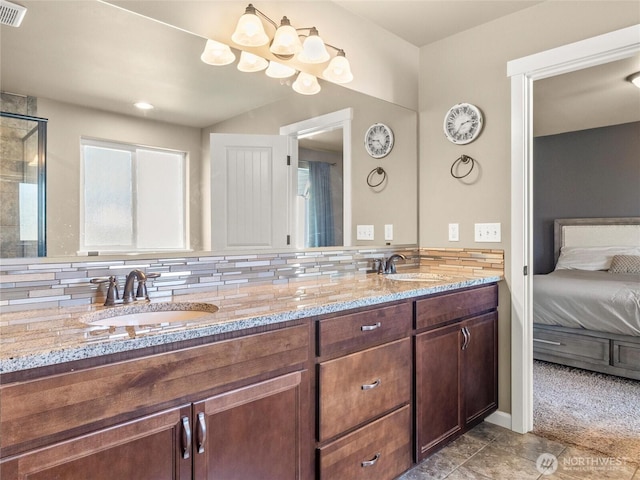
[0,274,499,480]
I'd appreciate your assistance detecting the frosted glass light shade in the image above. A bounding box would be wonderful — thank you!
[297,28,330,64]
[237,51,269,72]
[265,61,296,79]
[322,51,353,83]
[200,40,236,66]
[629,72,640,88]
[270,17,302,56]
[292,72,321,95]
[232,5,269,47]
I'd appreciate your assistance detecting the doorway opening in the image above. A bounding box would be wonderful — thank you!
[281,108,353,248]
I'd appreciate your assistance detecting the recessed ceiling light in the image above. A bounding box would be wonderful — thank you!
[628,72,640,89]
[134,101,154,110]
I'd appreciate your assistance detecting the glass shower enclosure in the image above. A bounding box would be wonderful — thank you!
[0,112,47,258]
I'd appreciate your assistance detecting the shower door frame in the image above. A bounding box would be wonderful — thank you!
[1,111,48,257]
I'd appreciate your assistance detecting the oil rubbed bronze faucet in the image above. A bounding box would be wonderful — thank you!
[122,269,148,304]
[376,253,406,274]
[91,270,160,306]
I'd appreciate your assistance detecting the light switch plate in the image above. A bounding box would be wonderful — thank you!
[474,223,501,242]
[356,224,375,241]
[384,224,393,241]
[448,223,459,242]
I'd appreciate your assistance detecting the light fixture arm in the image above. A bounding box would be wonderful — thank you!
[323,44,345,55]
[246,3,278,30]
[295,26,346,55]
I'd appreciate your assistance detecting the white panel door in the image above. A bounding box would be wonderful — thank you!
[210,133,293,250]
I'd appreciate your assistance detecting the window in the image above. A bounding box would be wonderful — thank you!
[80,139,186,253]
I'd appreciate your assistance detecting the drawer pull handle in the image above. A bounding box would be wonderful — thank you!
[181,416,191,459]
[361,453,381,467]
[196,412,207,454]
[361,322,381,331]
[361,379,381,390]
[534,338,562,346]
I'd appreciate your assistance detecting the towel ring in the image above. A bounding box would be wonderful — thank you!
[367,167,387,187]
[450,155,475,179]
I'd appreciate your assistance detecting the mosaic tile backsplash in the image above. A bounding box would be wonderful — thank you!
[0,247,503,313]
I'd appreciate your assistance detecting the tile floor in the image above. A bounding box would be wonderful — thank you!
[397,422,640,480]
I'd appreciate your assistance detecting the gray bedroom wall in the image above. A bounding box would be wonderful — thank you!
[533,121,640,274]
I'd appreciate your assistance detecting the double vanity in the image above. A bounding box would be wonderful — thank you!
[0,269,500,480]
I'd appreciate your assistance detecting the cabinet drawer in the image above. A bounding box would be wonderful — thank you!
[318,338,411,441]
[317,302,412,357]
[612,340,640,372]
[416,284,497,330]
[533,327,609,365]
[318,405,411,480]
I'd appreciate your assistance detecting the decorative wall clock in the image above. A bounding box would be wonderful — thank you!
[443,103,483,144]
[364,123,394,158]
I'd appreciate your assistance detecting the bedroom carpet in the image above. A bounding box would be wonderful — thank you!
[533,360,640,465]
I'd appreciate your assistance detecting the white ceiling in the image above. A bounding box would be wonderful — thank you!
[1,1,638,135]
[333,0,542,47]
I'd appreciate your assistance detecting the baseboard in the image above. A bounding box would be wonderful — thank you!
[485,410,511,430]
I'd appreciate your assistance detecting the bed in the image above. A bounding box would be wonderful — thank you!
[533,217,640,380]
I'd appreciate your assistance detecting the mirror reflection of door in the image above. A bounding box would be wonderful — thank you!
[0,111,47,258]
[210,133,293,251]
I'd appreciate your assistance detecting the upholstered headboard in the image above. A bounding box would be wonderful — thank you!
[553,217,640,265]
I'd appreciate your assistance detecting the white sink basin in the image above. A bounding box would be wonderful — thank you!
[385,273,454,282]
[83,302,218,327]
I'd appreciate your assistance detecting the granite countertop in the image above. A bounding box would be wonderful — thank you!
[0,271,501,374]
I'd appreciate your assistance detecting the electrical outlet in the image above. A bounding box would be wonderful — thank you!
[448,223,459,241]
[384,224,393,241]
[474,223,501,242]
[356,224,375,241]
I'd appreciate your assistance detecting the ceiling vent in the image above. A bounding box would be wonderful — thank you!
[0,0,26,27]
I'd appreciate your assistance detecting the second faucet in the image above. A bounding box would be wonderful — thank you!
[377,254,406,274]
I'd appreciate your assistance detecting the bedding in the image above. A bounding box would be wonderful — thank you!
[533,269,640,336]
[609,255,640,274]
[554,246,640,271]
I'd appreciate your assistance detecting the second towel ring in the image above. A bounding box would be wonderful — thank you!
[367,167,387,187]
[450,155,475,179]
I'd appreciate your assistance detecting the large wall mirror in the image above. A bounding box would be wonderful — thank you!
[0,0,418,259]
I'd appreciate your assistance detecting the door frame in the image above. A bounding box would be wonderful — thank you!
[508,24,640,434]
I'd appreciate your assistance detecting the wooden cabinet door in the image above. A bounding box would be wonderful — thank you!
[462,312,498,425]
[0,405,191,480]
[415,324,462,461]
[193,371,310,480]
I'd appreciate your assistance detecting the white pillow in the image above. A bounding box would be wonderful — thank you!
[555,246,640,271]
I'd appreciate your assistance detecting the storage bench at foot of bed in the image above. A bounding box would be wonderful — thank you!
[533,324,640,380]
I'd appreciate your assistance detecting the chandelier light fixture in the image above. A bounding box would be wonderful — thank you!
[200,3,353,95]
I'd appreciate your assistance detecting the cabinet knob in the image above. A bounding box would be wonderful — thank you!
[361,452,381,467]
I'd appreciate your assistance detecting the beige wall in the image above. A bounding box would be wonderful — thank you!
[419,1,640,414]
[38,98,203,256]
[204,83,418,249]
